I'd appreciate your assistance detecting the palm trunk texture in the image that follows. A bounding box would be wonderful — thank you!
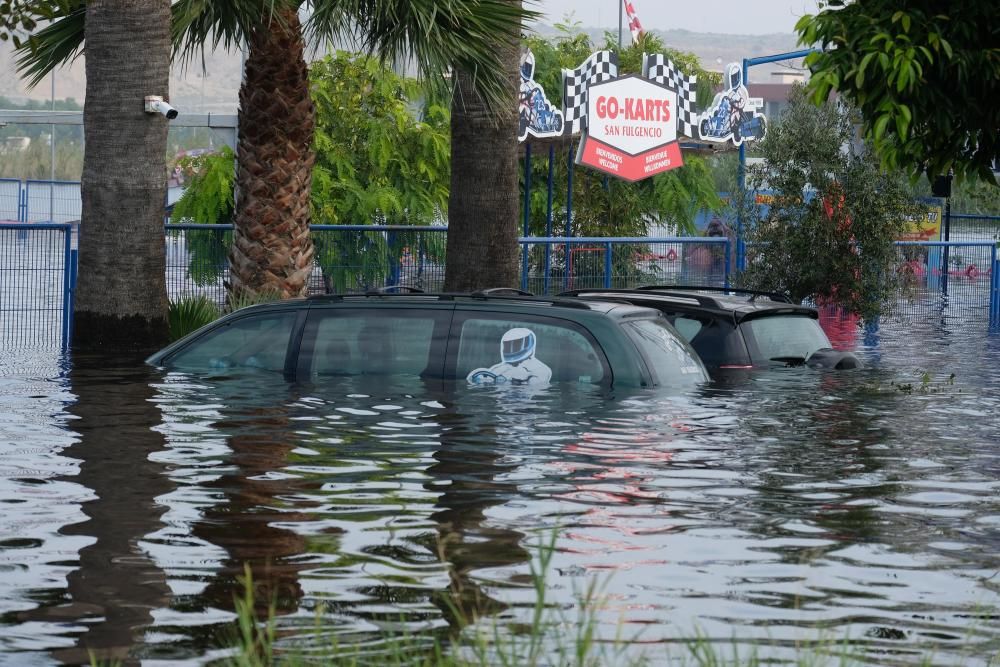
[230,9,316,300]
[75,0,171,349]
[443,3,522,292]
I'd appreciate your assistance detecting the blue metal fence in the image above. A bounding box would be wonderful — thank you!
[520,236,731,294]
[946,214,1000,243]
[3,223,1000,351]
[0,223,75,349]
[893,241,999,328]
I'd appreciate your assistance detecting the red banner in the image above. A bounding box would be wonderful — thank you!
[577,136,683,181]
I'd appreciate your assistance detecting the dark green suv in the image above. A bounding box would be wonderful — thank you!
[147,292,708,389]
[559,286,863,375]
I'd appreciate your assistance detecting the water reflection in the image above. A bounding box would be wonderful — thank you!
[3,326,1000,665]
[31,355,172,665]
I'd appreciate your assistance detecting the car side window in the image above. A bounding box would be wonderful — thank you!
[304,309,447,377]
[671,316,704,342]
[167,312,297,372]
[622,318,706,385]
[455,316,605,385]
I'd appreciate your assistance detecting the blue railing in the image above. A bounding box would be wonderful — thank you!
[3,223,1000,350]
[0,222,75,349]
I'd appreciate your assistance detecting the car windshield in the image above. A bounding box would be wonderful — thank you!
[621,318,706,386]
[742,315,831,363]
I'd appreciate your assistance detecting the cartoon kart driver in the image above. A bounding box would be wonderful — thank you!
[466,327,553,386]
[723,62,748,133]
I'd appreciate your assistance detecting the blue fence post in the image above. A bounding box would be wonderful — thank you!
[18,183,26,222]
[69,248,78,344]
[521,143,532,292]
[991,243,999,329]
[386,230,399,287]
[565,141,574,292]
[545,145,554,295]
[724,239,732,289]
[60,225,73,349]
[604,242,612,288]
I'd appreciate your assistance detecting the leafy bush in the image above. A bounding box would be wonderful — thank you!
[168,295,220,341]
[735,86,923,320]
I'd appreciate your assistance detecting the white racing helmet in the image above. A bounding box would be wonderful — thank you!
[726,63,742,90]
[501,327,536,363]
[520,50,535,81]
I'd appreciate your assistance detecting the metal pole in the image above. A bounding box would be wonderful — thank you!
[942,194,951,295]
[544,145,554,295]
[61,224,72,349]
[618,0,623,51]
[736,58,748,272]
[50,72,56,222]
[565,140,574,291]
[521,143,532,292]
[604,242,613,288]
[990,242,999,329]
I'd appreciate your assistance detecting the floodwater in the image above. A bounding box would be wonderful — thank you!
[1,317,1000,666]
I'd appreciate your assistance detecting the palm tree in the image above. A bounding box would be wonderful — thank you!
[78,0,173,348]
[16,0,534,315]
[444,0,521,292]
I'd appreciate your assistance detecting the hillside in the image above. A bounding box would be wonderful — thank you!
[0,26,806,111]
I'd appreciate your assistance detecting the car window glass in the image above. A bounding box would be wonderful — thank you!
[457,318,604,385]
[622,318,706,385]
[671,316,703,342]
[309,311,441,377]
[743,315,831,362]
[169,312,297,372]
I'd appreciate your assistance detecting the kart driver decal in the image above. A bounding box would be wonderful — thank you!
[467,328,553,386]
[518,50,564,142]
[698,62,766,146]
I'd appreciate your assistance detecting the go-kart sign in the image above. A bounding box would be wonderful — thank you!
[577,75,683,182]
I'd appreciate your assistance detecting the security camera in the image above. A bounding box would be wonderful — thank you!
[144,95,178,120]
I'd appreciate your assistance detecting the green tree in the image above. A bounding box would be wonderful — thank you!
[796,2,1000,183]
[737,85,922,320]
[169,52,452,291]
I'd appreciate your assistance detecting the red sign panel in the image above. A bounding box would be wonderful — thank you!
[577,136,683,182]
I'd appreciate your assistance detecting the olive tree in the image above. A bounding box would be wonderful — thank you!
[737,85,922,320]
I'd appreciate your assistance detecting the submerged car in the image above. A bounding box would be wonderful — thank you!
[147,290,708,389]
[558,286,863,374]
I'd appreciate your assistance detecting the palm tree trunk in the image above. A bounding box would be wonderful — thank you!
[74,0,171,349]
[443,2,521,292]
[229,8,315,301]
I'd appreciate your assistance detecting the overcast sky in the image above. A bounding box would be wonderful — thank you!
[533,0,822,35]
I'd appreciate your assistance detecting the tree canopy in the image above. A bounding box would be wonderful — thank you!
[738,85,922,319]
[796,2,999,183]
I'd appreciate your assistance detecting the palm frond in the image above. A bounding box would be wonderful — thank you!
[170,0,291,71]
[310,0,540,112]
[14,3,85,89]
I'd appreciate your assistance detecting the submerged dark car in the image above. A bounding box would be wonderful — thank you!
[559,286,863,375]
[147,291,708,389]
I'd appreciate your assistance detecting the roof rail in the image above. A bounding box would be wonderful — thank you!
[366,285,425,294]
[307,291,592,309]
[471,287,535,297]
[635,285,793,304]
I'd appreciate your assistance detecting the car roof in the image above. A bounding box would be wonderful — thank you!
[559,286,819,323]
[227,290,661,319]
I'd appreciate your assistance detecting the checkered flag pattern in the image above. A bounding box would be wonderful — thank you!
[561,51,618,135]
[642,53,698,138]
